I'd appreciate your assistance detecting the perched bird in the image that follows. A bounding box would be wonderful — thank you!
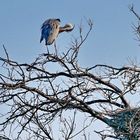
[40,18,74,46]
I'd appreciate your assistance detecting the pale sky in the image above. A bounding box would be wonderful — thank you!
[0,0,140,139]
[0,0,140,65]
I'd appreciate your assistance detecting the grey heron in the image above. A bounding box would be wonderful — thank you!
[40,18,74,46]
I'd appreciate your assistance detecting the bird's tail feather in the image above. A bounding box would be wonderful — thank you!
[40,36,43,43]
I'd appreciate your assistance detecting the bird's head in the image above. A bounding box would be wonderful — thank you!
[63,23,74,32]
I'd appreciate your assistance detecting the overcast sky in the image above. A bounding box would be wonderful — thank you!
[0,1,140,139]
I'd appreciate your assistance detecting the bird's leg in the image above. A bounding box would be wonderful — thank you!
[46,45,50,54]
[45,40,50,54]
[54,41,57,55]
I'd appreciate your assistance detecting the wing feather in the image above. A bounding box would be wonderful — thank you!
[40,19,60,45]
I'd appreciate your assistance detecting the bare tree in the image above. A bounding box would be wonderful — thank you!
[0,7,140,140]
